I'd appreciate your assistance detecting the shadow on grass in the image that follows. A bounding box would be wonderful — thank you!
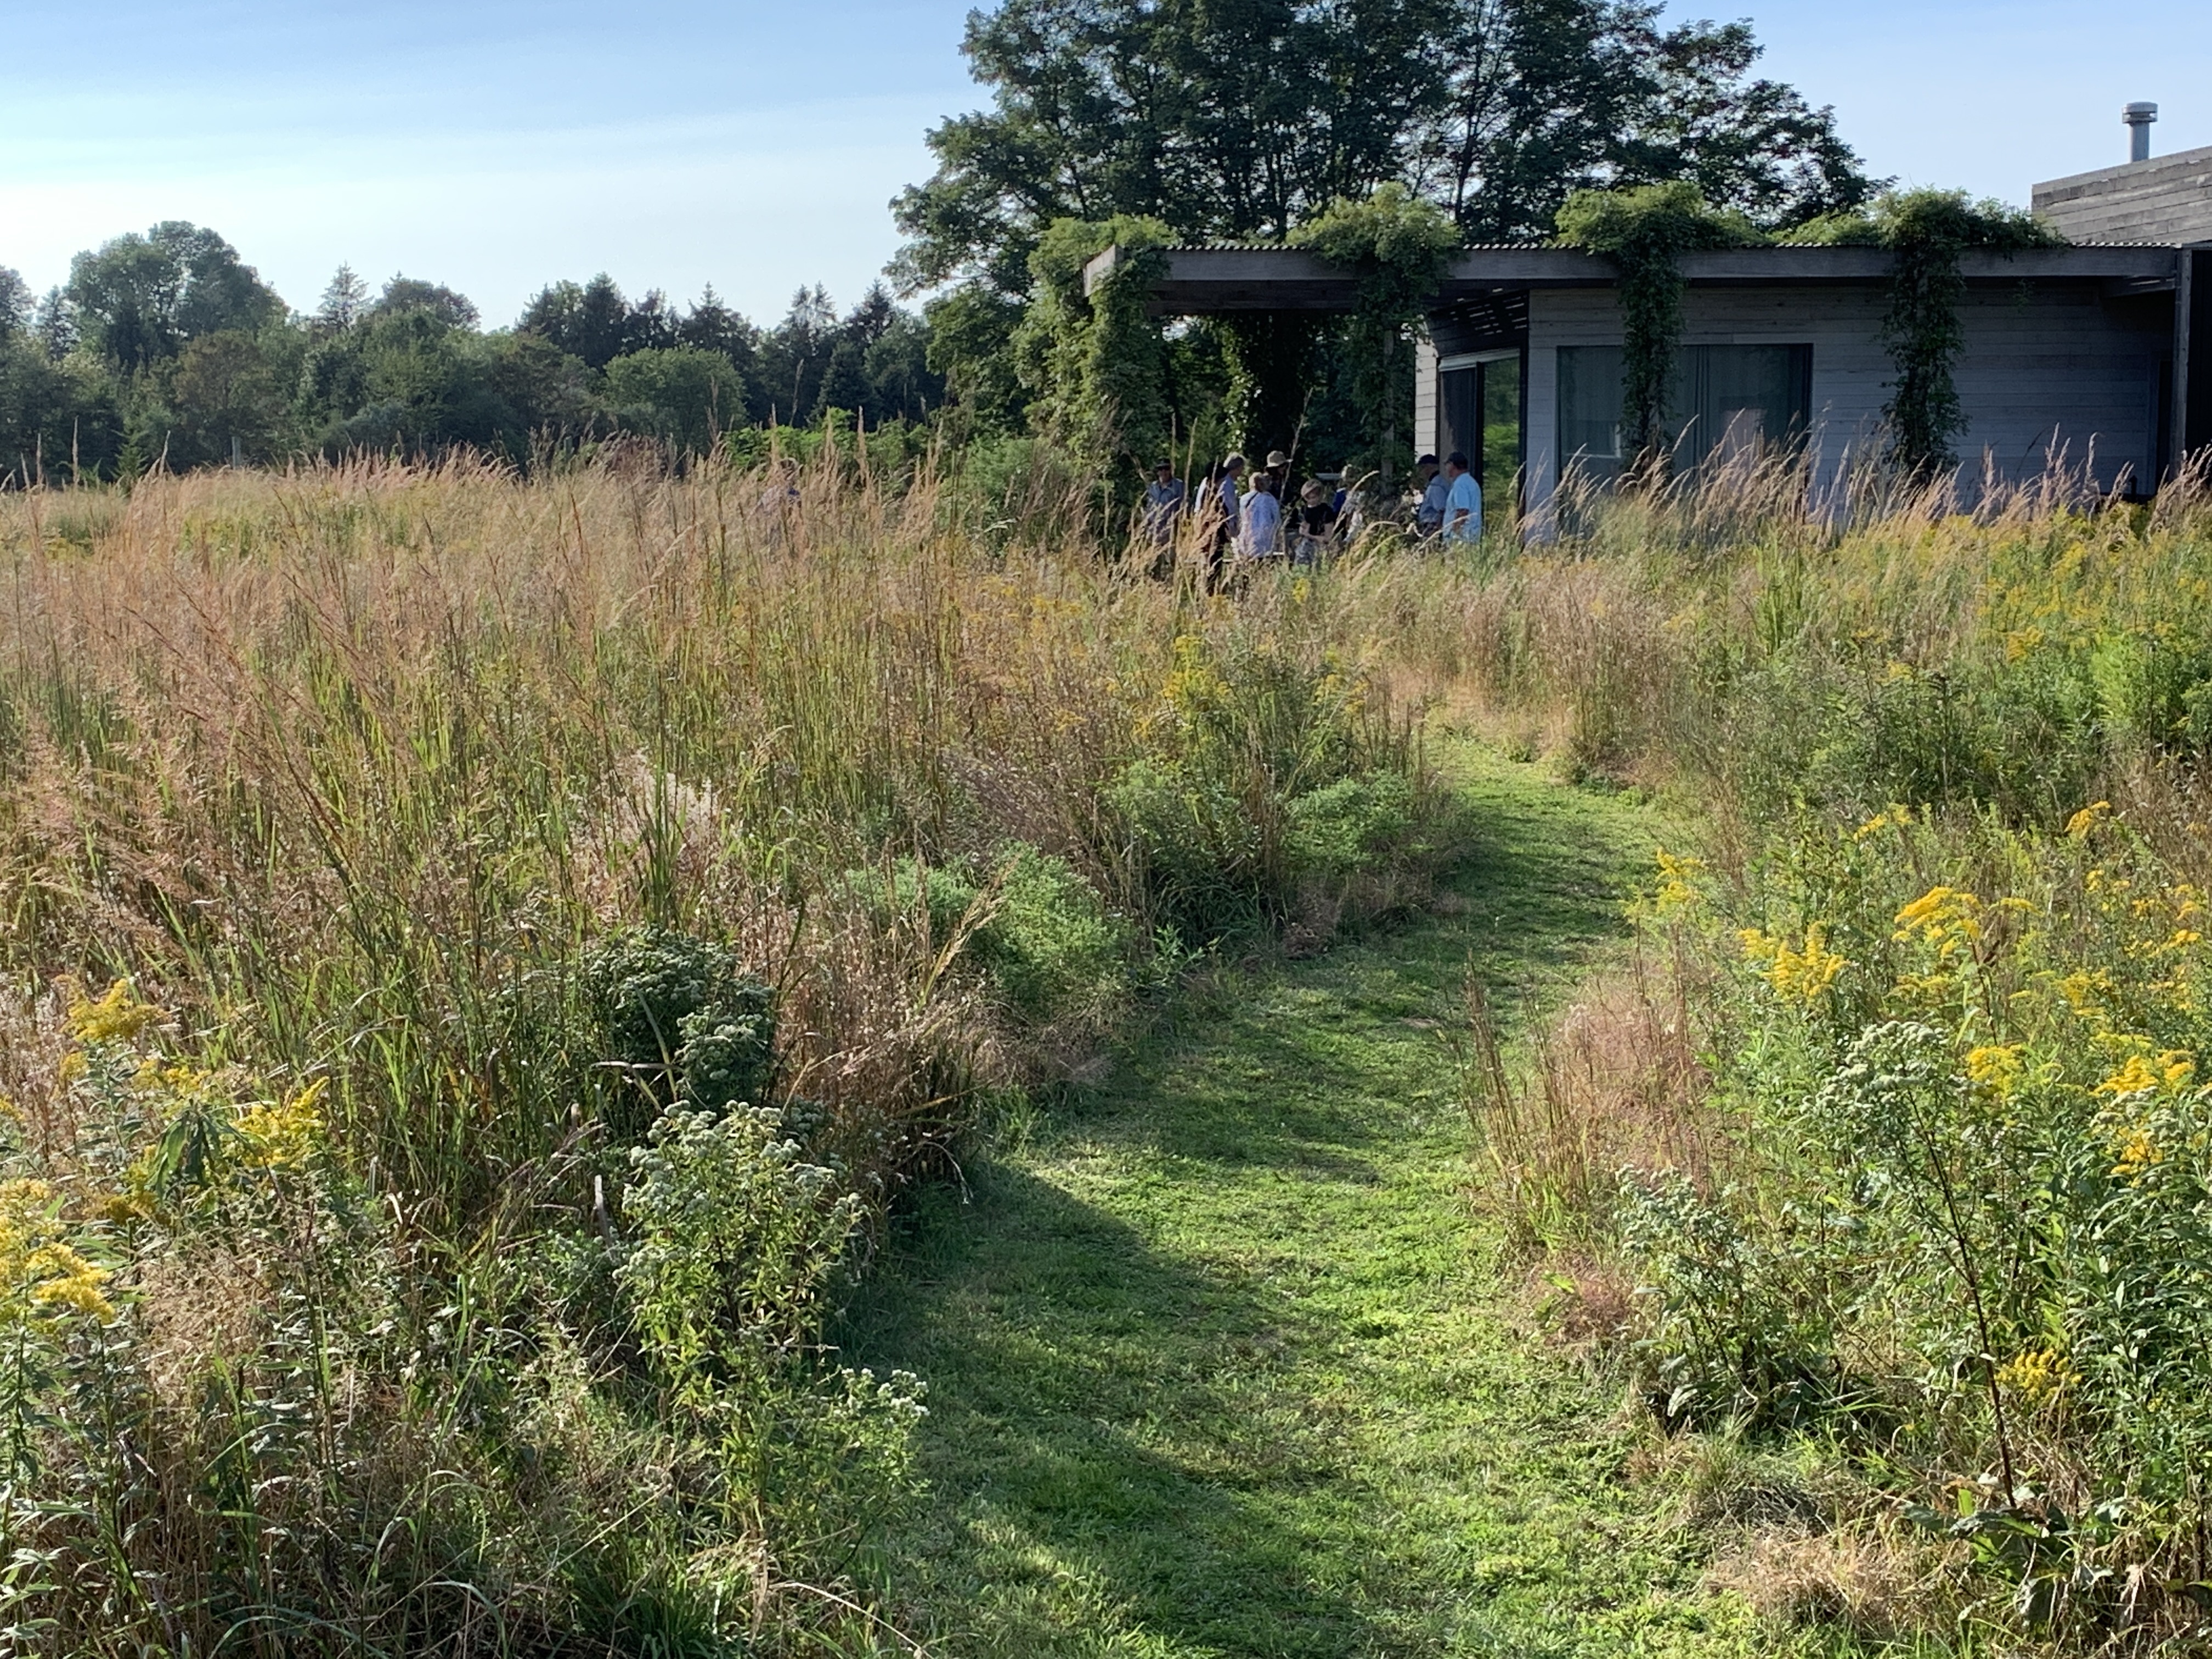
[838,760,1657,1657]
[845,1162,1374,1656]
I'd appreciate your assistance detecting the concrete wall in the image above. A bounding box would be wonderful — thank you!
[2034,146,2212,245]
[1519,281,2170,518]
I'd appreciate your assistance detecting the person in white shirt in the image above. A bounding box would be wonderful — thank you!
[1414,454,1447,535]
[1441,450,1483,543]
[1240,470,1284,558]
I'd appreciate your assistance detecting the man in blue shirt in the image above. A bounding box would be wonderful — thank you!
[1441,451,1483,544]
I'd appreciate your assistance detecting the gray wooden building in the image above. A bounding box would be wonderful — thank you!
[1086,133,2212,524]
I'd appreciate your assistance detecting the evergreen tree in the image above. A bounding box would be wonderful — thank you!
[316,265,370,331]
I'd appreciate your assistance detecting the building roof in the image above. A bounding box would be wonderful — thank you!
[1085,241,2185,315]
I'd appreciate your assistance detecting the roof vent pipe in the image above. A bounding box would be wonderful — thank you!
[2124,101,2158,163]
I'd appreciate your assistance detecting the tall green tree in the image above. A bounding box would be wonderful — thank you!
[65,222,284,372]
[895,0,1873,299]
[0,268,31,341]
[519,274,668,368]
[371,276,481,329]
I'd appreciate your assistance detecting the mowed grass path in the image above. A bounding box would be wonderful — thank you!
[840,752,1772,1658]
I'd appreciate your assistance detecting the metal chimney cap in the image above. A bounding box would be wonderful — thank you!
[2123,102,2159,123]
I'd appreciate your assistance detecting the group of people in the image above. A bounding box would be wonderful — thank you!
[1142,447,1486,580]
[1145,449,1345,568]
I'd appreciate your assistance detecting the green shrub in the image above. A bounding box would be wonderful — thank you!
[1618,1171,1846,1430]
[1107,629,1412,940]
[845,844,1133,1029]
[617,1106,925,1562]
[1284,771,1418,884]
[582,926,777,1136]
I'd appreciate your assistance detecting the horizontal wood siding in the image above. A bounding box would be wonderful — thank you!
[1522,282,2170,521]
[1413,336,1438,460]
[2033,146,2212,244]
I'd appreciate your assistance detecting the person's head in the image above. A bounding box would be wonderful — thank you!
[1265,449,1291,473]
[1154,461,1174,482]
[1222,452,1246,477]
[1417,453,1439,478]
[1444,451,1471,478]
[1252,470,1277,495]
[1301,479,1326,505]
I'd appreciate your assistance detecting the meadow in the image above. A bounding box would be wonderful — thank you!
[0,447,1438,1654]
[1452,462,2212,1652]
[4,443,2212,1656]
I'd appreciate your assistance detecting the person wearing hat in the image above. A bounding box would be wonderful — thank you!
[1414,454,1447,536]
[1292,478,1339,563]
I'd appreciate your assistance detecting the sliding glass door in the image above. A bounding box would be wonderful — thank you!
[1438,349,1522,531]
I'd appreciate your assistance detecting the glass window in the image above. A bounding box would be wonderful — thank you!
[1681,346,1811,467]
[1558,344,1811,483]
[1441,357,1524,531]
[1558,346,1625,481]
[1441,367,1481,469]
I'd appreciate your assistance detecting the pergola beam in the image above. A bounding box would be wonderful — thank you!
[1080,241,2185,317]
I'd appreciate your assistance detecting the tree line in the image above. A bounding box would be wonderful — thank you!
[3,0,1874,485]
[0,225,942,484]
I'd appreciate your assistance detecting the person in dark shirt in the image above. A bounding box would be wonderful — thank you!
[1293,478,1340,563]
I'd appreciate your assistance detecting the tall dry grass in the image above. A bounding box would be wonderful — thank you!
[0,447,1439,1654]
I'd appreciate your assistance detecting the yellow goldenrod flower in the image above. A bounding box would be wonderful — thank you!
[2095,1049,2194,1099]
[1895,887,1984,958]
[2057,970,2110,1019]
[1852,804,1914,841]
[1651,850,1706,916]
[0,1181,115,1325]
[234,1077,327,1169]
[1995,1347,2077,1403]
[2066,801,2113,840]
[1741,924,1849,1005]
[63,978,165,1046]
[1965,1043,2025,1098]
[2111,1123,2164,1179]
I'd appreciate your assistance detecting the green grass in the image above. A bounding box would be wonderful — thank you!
[840,747,1787,1657]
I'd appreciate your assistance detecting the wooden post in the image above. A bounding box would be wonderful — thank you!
[2174,248,2193,481]
[1380,329,1396,490]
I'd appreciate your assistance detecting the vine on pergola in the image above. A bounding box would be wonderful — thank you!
[1289,184,1458,482]
[1789,190,2064,476]
[1554,182,1764,476]
[1014,214,1175,514]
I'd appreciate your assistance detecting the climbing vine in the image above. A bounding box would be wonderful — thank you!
[1014,215,1175,512]
[1289,184,1457,481]
[1555,183,1764,473]
[1791,190,2063,476]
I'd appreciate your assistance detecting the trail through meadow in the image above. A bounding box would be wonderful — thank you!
[842,748,1782,1658]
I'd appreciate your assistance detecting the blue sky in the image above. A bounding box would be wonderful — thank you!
[3,0,2208,328]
